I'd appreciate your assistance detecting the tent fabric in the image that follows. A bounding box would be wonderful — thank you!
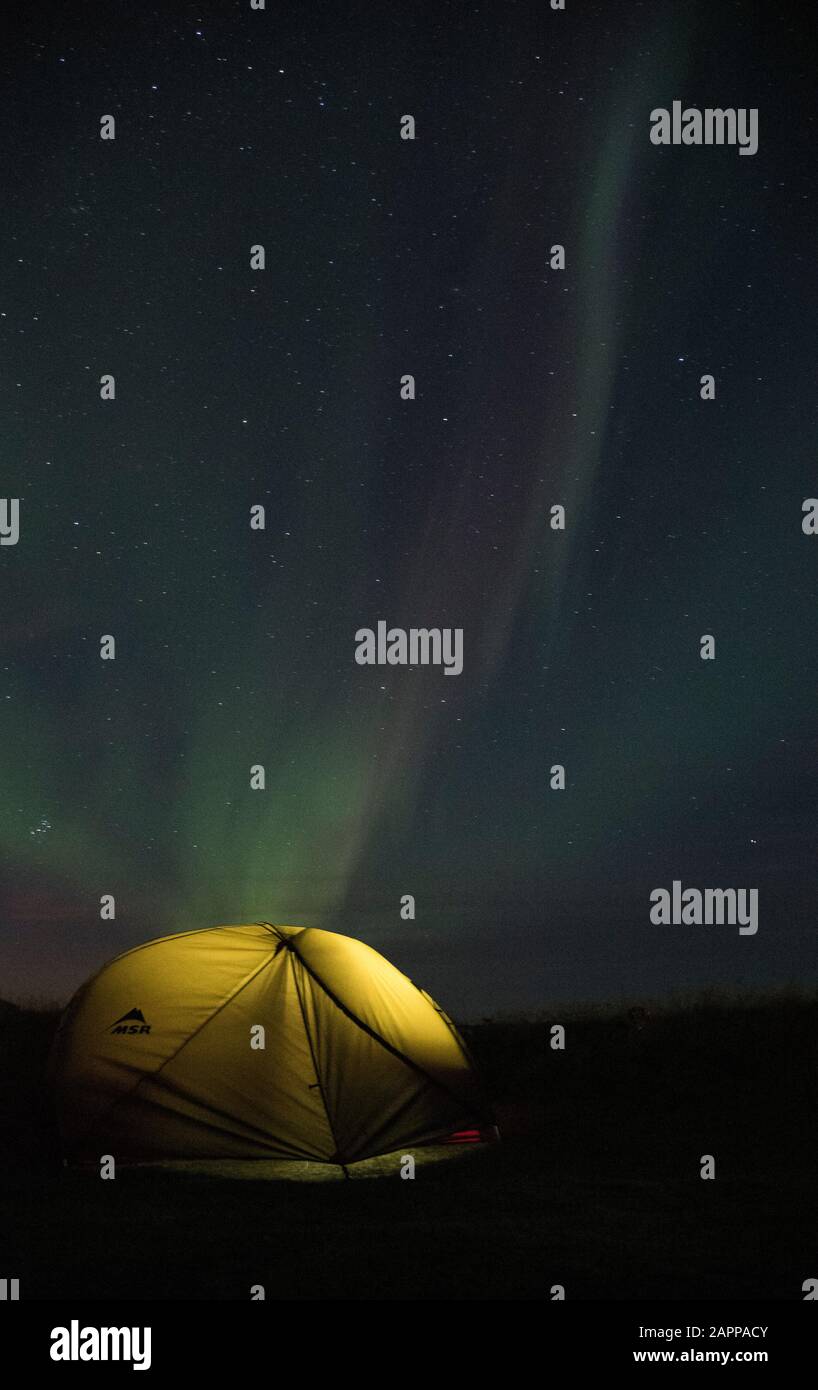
[50,923,494,1164]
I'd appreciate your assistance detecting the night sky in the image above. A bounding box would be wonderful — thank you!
[2,1,817,1016]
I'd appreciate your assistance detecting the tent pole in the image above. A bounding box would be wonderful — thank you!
[340,1163,350,1180]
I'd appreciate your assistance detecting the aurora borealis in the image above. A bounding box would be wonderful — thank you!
[2,0,817,1015]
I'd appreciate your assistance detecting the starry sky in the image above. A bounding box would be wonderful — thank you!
[1,0,817,1015]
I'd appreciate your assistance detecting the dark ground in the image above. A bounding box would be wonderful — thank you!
[1,994,816,1300]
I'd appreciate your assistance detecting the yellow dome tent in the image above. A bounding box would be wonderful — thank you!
[50,923,495,1166]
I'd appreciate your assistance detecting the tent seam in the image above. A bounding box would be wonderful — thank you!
[259,924,494,1126]
[287,953,345,1164]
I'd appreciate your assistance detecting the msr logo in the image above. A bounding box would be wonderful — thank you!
[110,1008,151,1036]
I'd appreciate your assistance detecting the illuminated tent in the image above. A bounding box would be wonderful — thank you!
[50,923,495,1165]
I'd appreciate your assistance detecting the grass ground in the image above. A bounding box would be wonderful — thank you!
[1,994,816,1299]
